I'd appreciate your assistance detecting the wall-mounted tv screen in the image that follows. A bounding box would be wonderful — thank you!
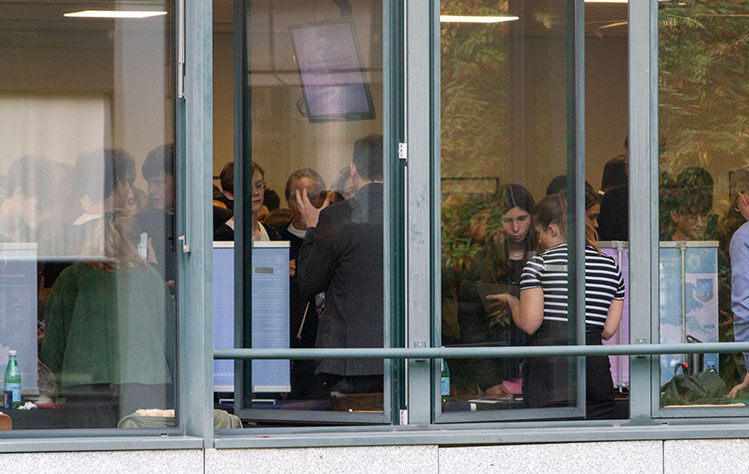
[290,19,376,123]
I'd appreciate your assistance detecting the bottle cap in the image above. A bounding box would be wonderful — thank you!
[8,350,16,356]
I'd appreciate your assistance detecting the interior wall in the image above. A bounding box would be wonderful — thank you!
[585,35,628,193]
[0,21,172,192]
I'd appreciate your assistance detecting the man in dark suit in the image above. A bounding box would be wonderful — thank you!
[296,134,384,404]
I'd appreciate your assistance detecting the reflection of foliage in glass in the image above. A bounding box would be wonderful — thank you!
[441,192,510,272]
[441,0,512,275]
[441,0,510,179]
[659,0,749,173]
[659,1,748,387]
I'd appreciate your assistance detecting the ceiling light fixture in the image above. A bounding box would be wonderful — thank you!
[64,10,168,19]
[440,15,519,23]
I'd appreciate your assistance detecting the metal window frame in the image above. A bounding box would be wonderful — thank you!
[430,0,588,423]
[6,0,749,455]
[231,0,405,426]
[0,0,210,451]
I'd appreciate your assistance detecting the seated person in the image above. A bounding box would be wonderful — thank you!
[40,211,174,428]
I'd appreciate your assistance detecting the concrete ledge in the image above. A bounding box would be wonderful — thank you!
[664,439,749,474]
[0,449,203,474]
[440,441,662,474]
[205,445,439,474]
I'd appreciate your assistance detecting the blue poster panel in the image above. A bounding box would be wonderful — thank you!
[0,243,38,393]
[659,242,719,384]
[213,242,291,393]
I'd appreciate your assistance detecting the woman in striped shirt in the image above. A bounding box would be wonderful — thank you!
[490,192,624,418]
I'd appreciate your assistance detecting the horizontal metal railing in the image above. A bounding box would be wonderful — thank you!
[214,342,749,360]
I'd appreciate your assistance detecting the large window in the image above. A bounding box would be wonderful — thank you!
[657,0,749,413]
[212,0,394,426]
[438,0,631,422]
[0,1,177,430]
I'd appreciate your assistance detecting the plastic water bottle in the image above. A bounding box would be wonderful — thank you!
[4,350,21,410]
[440,358,450,402]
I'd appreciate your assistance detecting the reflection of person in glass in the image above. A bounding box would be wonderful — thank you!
[458,184,537,397]
[0,155,55,242]
[40,211,174,427]
[665,167,715,241]
[296,134,383,409]
[728,182,749,398]
[490,192,624,418]
[138,145,175,284]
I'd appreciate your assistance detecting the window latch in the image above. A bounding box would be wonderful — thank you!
[398,142,408,161]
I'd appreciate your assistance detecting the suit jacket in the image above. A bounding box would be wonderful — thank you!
[297,183,384,376]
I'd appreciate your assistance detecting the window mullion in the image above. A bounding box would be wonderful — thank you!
[627,0,657,422]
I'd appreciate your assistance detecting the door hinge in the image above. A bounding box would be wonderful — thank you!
[399,409,409,425]
[398,142,408,160]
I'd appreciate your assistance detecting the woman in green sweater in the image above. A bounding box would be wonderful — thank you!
[41,211,174,428]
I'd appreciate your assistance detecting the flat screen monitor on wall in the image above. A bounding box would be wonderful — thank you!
[290,19,376,123]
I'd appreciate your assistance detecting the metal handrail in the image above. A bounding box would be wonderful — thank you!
[214,342,749,360]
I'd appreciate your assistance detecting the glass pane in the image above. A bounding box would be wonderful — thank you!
[212,0,387,424]
[586,0,630,419]
[439,0,594,419]
[0,2,176,429]
[658,0,749,409]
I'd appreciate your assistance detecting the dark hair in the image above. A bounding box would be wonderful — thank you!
[673,166,713,215]
[142,144,175,181]
[533,193,567,238]
[220,162,234,194]
[6,155,56,209]
[474,185,537,283]
[585,182,601,210]
[213,184,225,201]
[500,183,538,249]
[533,191,600,252]
[545,177,600,210]
[284,168,326,200]
[498,184,535,215]
[262,208,293,230]
[75,148,135,201]
[252,161,265,179]
[352,134,383,181]
[264,189,280,211]
[545,175,567,196]
[601,155,627,192]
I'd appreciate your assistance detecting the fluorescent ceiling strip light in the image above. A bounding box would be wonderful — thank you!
[440,15,519,23]
[64,10,167,18]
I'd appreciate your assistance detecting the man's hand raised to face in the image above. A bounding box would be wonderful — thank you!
[295,188,329,229]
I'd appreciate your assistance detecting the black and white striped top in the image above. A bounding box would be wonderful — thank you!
[519,243,625,329]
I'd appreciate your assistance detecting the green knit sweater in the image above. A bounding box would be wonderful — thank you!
[40,263,174,388]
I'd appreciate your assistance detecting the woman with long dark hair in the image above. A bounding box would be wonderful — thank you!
[491,192,624,418]
[458,184,538,394]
